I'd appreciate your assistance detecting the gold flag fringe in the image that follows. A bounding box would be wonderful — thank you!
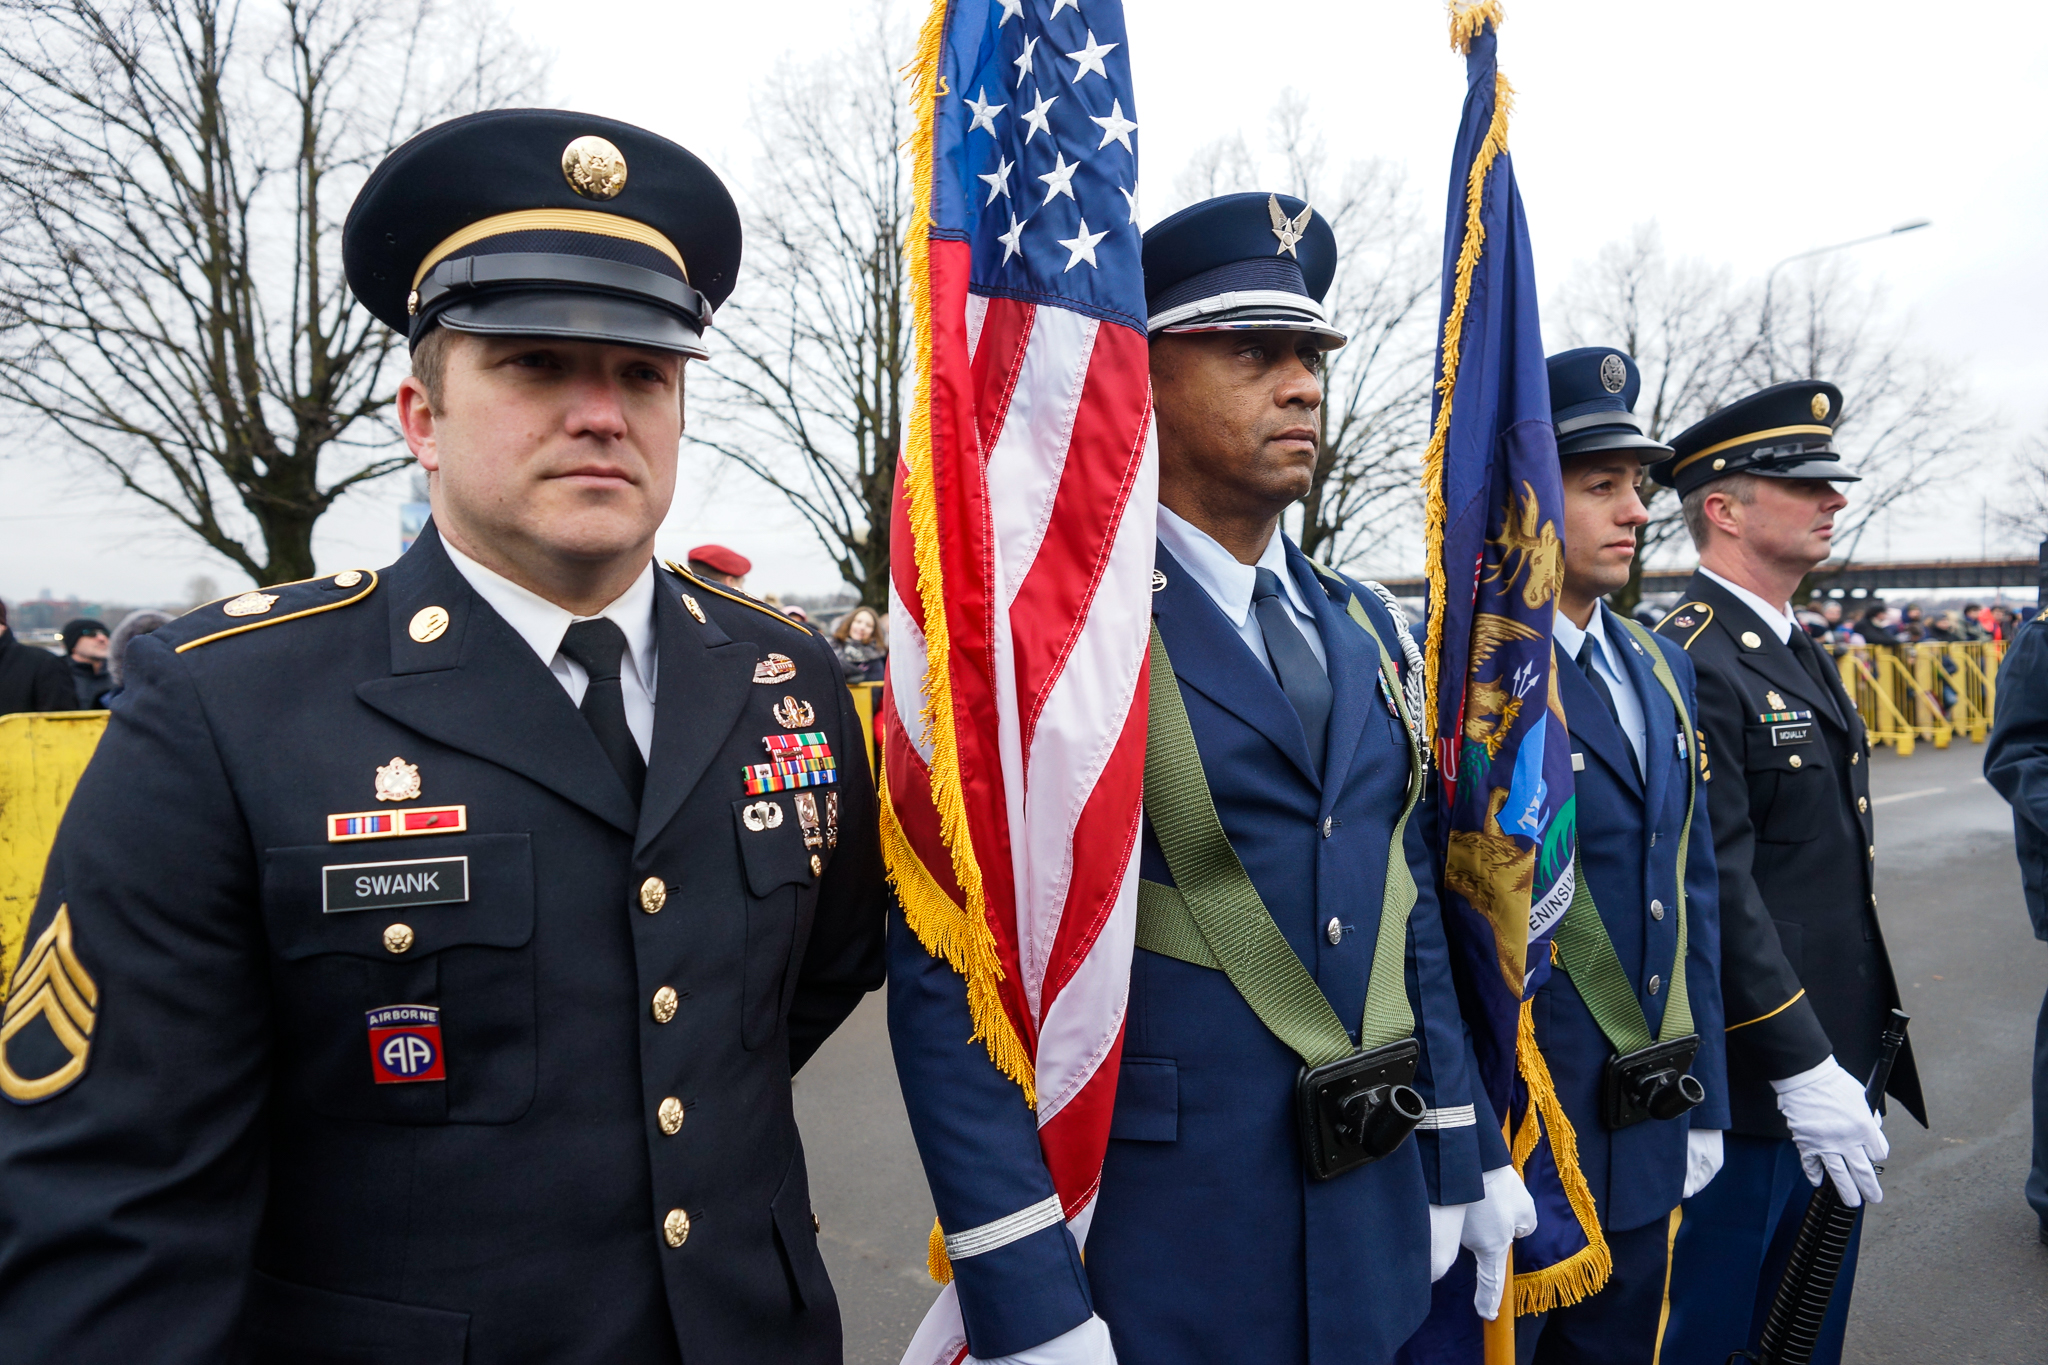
[1420,0,1512,749]
[1509,999,1613,1315]
[889,0,1039,1113]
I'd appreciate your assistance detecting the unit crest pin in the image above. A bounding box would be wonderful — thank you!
[374,756,422,803]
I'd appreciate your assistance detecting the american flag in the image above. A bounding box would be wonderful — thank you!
[885,0,1154,1359]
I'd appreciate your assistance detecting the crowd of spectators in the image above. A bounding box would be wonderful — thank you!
[1794,598,2031,648]
[0,600,175,718]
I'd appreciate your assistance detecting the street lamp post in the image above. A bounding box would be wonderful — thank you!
[1759,219,1932,382]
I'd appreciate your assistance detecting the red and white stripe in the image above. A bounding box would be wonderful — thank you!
[890,242,1157,1364]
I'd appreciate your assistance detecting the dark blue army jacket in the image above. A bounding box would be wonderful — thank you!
[0,526,886,1364]
[888,538,1505,1365]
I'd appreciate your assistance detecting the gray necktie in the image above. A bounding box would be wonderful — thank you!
[1252,567,1331,771]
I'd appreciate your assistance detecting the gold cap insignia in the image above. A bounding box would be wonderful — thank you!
[223,591,279,618]
[742,800,783,832]
[1,905,99,1103]
[409,606,450,643]
[773,695,816,729]
[1600,354,1626,393]
[753,653,797,685]
[1811,392,1831,421]
[334,570,363,588]
[374,756,422,803]
[562,135,628,200]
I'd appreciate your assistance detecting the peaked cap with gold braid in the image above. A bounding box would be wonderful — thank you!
[1650,379,1859,496]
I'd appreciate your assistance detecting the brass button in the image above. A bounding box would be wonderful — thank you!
[1648,974,1663,996]
[1851,751,1860,765]
[811,1212,821,1234]
[663,1208,690,1247]
[640,877,668,914]
[658,1097,685,1135]
[1868,844,1875,860]
[333,569,363,588]
[1788,754,1803,769]
[809,854,823,878]
[651,986,679,1023]
[383,923,415,954]
[1859,797,1869,813]
[1650,899,1665,921]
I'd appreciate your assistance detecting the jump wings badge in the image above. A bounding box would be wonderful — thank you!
[773,695,816,729]
[374,757,422,803]
[0,905,99,1103]
[742,800,784,832]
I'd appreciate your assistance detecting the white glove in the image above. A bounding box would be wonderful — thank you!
[969,1314,1117,1365]
[1683,1127,1725,1199]
[1772,1056,1888,1206]
[1431,1165,1539,1320]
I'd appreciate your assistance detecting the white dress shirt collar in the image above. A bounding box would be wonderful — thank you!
[1700,566,1795,644]
[1552,602,1648,772]
[440,538,659,758]
[1156,505,1328,672]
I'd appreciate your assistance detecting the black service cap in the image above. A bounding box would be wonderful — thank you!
[1650,380,1858,495]
[343,109,741,356]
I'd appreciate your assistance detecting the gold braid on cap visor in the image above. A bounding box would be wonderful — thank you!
[411,209,689,290]
[1670,424,1833,476]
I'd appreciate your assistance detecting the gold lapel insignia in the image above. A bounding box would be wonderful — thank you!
[1740,630,1762,650]
[1,905,98,1103]
[753,653,797,685]
[773,695,816,729]
[409,606,450,643]
[683,594,707,624]
[223,591,279,618]
[374,756,422,803]
[795,792,825,850]
[1766,691,1785,710]
[742,800,783,832]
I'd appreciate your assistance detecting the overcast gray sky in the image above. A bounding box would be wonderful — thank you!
[4,0,2042,608]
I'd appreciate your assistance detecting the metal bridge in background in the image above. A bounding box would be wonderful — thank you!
[1370,556,2040,601]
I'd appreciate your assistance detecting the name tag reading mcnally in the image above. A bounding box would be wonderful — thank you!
[323,856,470,914]
[1770,723,1814,747]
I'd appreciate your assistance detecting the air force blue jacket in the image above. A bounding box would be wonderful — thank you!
[1534,605,1728,1232]
[887,537,1506,1365]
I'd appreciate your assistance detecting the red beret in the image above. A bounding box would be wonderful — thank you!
[686,544,751,577]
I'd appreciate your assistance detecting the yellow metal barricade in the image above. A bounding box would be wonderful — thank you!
[846,680,885,778]
[1832,641,2003,755]
[0,712,108,1004]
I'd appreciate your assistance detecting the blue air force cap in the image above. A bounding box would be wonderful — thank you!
[1140,192,1344,349]
[1650,380,1858,495]
[1545,347,1671,459]
[344,109,741,356]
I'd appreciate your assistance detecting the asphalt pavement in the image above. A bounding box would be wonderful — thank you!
[797,735,2048,1365]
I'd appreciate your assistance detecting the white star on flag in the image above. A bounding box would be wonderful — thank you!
[1038,151,1080,206]
[1049,0,1082,14]
[979,156,1014,206]
[1020,88,1058,142]
[964,87,1005,136]
[1118,183,1138,224]
[997,213,1026,265]
[1090,99,1137,153]
[1013,34,1038,87]
[1065,30,1117,83]
[1057,218,1108,272]
[997,0,1023,25]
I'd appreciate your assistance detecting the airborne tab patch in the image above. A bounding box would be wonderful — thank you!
[1,905,99,1104]
[367,1004,446,1084]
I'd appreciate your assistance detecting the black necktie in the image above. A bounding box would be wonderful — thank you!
[1577,635,1623,729]
[559,618,647,802]
[1787,627,1844,723]
[1252,567,1331,771]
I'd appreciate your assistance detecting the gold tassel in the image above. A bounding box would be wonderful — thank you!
[1509,1000,1613,1315]
[928,1216,954,1284]
[1421,0,1513,753]
[880,764,1037,1103]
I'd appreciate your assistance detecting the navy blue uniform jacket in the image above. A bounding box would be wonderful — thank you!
[1533,606,1728,1233]
[0,527,887,1364]
[1985,619,2048,942]
[888,539,1506,1365]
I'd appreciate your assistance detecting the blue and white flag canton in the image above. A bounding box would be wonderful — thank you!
[934,0,1146,330]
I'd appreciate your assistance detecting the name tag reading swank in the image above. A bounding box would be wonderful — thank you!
[323,856,470,914]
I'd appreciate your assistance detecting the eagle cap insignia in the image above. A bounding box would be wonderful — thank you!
[1599,354,1627,393]
[1267,193,1312,258]
[1811,392,1831,421]
[773,695,816,729]
[561,135,628,200]
[753,653,797,685]
[374,756,422,803]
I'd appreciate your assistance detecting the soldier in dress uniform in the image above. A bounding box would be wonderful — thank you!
[1647,380,1925,1365]
[0,110,886,1364]
[888,194,1533,1365]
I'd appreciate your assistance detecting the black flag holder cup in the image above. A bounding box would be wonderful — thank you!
[1732,1010,1912,1365]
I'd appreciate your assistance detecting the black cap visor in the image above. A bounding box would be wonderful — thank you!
[1748,455,1861,483]
[1556,426,1673,459]
[429,291,707,358]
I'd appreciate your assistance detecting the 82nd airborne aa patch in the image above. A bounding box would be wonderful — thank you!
[367,1004,446,1084]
